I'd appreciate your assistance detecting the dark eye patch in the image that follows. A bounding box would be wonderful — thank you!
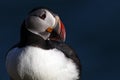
[39,13,46,20]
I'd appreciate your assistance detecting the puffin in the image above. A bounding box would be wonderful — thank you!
[6,7,81,80]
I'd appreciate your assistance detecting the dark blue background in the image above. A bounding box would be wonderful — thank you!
[0,0,120,80]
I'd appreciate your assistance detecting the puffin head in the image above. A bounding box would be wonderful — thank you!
[24,7,66,42]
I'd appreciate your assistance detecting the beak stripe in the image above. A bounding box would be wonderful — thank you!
[60,20,66,41]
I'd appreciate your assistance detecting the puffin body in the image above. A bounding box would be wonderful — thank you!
[6,7,81,80]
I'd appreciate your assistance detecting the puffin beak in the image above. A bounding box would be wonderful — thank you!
[47,16,66,42]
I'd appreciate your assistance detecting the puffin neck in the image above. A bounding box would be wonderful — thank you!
[19,25,53,49]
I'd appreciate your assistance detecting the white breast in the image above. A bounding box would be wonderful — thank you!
[6,46,79,80]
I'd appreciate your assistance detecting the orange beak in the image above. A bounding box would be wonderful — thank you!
[48,17,66,42]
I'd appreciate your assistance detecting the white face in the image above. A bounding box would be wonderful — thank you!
[23,8,65,42]
[25,9,56,34]
[24,9,57,40]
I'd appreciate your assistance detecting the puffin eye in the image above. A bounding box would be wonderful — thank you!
[39,13,46,20]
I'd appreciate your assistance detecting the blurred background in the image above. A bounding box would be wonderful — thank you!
[0,0,120,80]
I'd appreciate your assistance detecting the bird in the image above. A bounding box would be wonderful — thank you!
[6,7,81,80]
